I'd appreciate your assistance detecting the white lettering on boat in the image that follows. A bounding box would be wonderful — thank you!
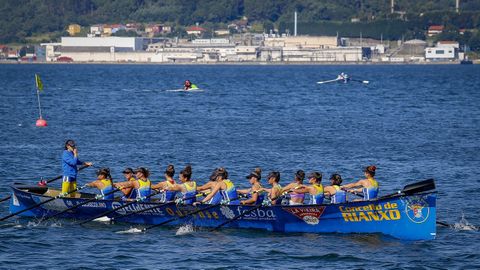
[235,207,276,220]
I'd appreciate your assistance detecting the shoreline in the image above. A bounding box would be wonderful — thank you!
[0,60,475,65]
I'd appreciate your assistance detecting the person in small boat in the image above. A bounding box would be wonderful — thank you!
[151,164,177,203]
[199,167,239,205]
[338,72,350,83]
[120,167,137,200]
[165,165,197,205]
[281,170,306,205]
[238,168,264,205]
[295,171,324,204]
[341,165,379,200]
[86,168,114,200]
[196,171,223,204]
[184,80,198,90]
[61,139,93,197]
[324,173,346,204]
[114,167,152,201]
[260,171,282,205]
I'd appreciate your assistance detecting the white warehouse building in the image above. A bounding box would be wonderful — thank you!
[61,37,143,51]
[425,47,456,60]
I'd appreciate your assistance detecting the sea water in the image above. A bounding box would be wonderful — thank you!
[0,64,479,269]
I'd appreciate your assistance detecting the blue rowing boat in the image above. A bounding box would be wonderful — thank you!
[8,180,436,240]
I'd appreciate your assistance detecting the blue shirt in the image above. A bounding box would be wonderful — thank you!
[62,150,83,178]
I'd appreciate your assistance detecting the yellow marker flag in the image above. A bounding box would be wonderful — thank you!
[35,74,43,91]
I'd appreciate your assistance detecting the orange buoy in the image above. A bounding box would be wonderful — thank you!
[36,118,48,127]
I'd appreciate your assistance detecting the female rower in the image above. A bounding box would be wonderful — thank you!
[281,170,306,205]
[200,167,239,205]
[238,168,264,205]
[295,172,324,205]
[196,172,223,204]
[165,165,197,204]
[151,164,177,203]
[120,167,137,200]
[341,165,379,200]
[86,168,114,200]
[114,167,152,201]
[324,173,346,204]
[261,171,282,205]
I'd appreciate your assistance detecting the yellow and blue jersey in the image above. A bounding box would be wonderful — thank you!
[182,181,197,204]
[311,184,324,204]
[100,179,114,200]
[220,179,239,205]
[362,178,379,200]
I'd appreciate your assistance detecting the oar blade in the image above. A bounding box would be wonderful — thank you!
[402,179,435,195]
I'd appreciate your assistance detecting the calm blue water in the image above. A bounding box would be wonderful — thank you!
[0,63,479,269]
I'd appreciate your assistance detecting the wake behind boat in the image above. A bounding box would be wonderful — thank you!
[8,179,437,240]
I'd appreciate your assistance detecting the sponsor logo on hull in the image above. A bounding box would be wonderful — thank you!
[283,206,326,225]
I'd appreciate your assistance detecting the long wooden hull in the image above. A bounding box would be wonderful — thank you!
[9,185,436,240]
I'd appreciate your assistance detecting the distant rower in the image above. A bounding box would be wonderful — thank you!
[184,80,198,90]
[337,72,350,83]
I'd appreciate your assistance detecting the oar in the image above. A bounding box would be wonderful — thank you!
[111,192,209,222]
[210,192,289,231]
[76,189,163,225]
[0,165,90,204]
[0,184,89,222]
[351,79,370,84]
[43,188,124,221]
[317,78,340,84]
[130,197,239,233]
[377,179,435,200]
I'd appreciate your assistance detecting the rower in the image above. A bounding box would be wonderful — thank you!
[196,172,223,204]
[165,165,197,204]
[120,167,137,200]
[261,171,282,205]
[151,164,177,203]
[341,165,379,200]
[238,168,264,205]
[114,167,152,201]
[324,174,346,204]
[199,167,239,205]
[86,168,114,200]
[281,170,305,205]
[295,171,324,204]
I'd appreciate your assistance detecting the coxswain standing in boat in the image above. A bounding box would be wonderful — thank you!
[238,168,264,205]
[151,164,177,203]
[114,167,152,201]
[294,171,324,204]
[120,167,137,200]
[341,165,379,200]
[86,168,114,200]
[281,170,306,205]
[198,167,239,205]
[261,171,283,205]
[61,140,93,197]
[165,165,197,205]
[324,173,346,203]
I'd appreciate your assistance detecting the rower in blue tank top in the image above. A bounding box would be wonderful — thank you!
[324,174,346,204]
[120,168,137,200]
[86,167,114,200]
[238,168,265,205]
[295,171,324,204]
[342,165,379,200]
[200,167,239,205]
[152,164,178,203]
[114,167,152,201]
[164,165,197,204]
